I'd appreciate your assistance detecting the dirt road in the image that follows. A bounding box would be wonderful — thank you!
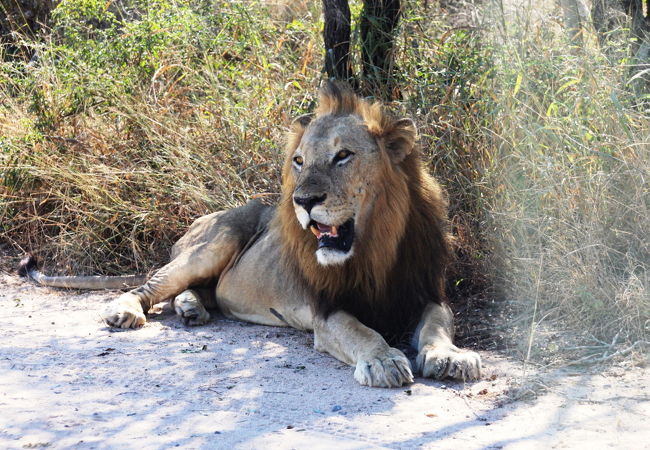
[1,270,648,449]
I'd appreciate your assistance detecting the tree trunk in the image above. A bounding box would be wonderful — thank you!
[360,0,401,98]
[322,0,354,83]
[1,0,54,59]
[1,0,54,38]
[592,0,650,95]
[621,0,650,87]
[559,0,590,47]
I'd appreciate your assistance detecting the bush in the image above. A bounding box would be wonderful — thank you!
[1,0,647,363]
[1,0,321,272]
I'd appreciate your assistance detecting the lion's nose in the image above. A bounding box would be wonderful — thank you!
[293,193,327,213]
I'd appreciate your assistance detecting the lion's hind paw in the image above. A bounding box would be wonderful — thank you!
[354,347,414,388]
[417,344,481,381]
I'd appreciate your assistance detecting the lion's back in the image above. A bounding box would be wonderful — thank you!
[171,200,275,260]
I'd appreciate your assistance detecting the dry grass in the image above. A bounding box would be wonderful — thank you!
[1,0,322,273]
[1,0,648,363]
[479,0,650,363]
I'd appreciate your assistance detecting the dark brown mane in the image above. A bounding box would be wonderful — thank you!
[277,83,451,342]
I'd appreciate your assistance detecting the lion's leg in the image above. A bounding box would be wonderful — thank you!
[102,240,239,329]
[313,310,414,388]
[413,302,481,381]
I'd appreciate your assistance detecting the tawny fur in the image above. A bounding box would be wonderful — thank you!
[277,83,451,339]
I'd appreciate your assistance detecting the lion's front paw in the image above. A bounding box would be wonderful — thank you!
[354,347,414,388]
[416,344,481,381]
[174,290,210,326]
[101,293,146,329]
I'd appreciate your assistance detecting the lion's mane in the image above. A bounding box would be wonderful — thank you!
[277,83,451,342]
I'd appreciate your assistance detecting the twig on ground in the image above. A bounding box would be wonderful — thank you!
[565,341,649,366]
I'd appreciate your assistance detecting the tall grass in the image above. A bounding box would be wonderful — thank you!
[481,0,649,362]
[1,0,648,362]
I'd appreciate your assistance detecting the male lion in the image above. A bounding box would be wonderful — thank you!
[48,83,481,387]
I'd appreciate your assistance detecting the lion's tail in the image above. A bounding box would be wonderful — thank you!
[18,254,148,290]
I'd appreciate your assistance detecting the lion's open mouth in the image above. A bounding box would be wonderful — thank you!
[309,218,355,253]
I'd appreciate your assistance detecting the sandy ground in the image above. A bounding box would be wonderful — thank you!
[0,270,649,450]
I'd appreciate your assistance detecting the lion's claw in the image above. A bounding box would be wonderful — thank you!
[416,344,481,381]
[354,347,414,388]
[179,308,210,326]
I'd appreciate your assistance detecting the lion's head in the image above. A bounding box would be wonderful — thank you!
[278,83,450,334]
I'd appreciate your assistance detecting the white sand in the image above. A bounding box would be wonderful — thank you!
[1,271,648,449]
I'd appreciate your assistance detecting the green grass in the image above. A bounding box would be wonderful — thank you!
[1,0,648,364]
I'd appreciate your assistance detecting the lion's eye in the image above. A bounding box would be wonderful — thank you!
[333,149,354,165]
[293,155,304,169]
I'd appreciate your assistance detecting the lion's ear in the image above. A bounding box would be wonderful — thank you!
[291,113,313,130]
[383,118,417,164]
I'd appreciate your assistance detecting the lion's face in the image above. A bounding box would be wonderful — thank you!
[292,115,402,266]
[290,114,383,266]
[280,83,419,276]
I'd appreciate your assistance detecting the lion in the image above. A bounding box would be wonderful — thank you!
[22,82,481,387]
